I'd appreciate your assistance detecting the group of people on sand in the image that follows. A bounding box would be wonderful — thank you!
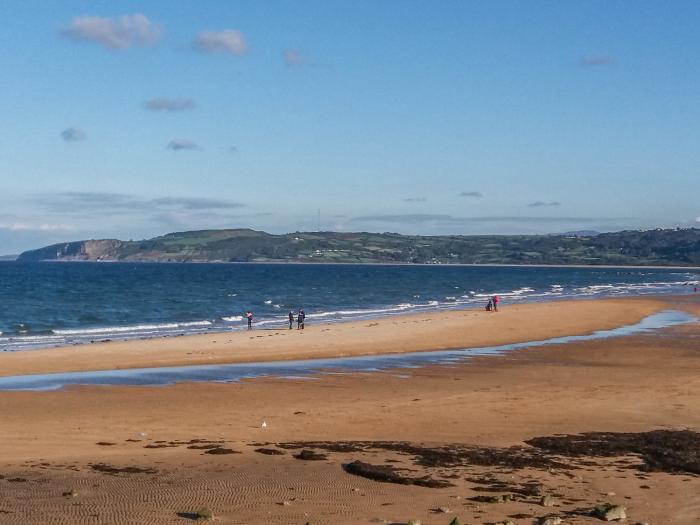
[244,308,305,330]
[245,294,501,331]
[289,309,305,330]
[485,295,500,312]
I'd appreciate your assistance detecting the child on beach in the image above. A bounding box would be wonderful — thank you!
[246,311,253,330]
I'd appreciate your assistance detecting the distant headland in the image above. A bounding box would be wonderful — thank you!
[12,227,700,266]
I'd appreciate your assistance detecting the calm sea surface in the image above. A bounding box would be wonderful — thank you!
[0,262,697,351]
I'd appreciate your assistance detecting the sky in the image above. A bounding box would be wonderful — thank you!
[1,0,699,254]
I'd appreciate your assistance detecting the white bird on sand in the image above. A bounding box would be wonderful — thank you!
[261,421,267,428]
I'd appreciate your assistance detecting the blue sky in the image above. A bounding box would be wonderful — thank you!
[1,0,699,253]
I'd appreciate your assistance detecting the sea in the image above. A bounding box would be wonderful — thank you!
[0,261,698,352]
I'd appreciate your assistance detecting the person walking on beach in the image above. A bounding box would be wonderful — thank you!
[246,311,253,330]
[297,308,305,330]
[486,298,493,311]
[288,310,294,329]
[492,295,500,312]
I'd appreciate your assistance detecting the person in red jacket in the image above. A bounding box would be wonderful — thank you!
[492,295,500,312]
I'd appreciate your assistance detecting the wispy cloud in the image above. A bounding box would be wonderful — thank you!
[35,192,144,214]
[283,48,305,66]
[353,214,454,224]
[33,192,244,216]
[194,30,247,55]
[167,139,199,151]
[61,127,86,142]
[1,194,248,253]
[0,222,74,232]
[460,191,482,198]
[527,201,561,208]
[403,197,427,203]
[351,214,607,225]
[151,197,244,210]
[62,14,161,50]
[143,98,196,112]
[581,55,614,66]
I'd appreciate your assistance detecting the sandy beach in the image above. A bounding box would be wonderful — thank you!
[0,296,698,524]
[0,296,671,377]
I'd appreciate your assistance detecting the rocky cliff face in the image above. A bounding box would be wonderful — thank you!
[17,239,123,261]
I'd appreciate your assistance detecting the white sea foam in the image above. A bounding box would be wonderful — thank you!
[307,303,417,319]
[53,320,212,336]
[222,316,243,322]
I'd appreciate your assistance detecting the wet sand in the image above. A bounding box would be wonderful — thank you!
[0,296,698,524]
[0,296,669,376]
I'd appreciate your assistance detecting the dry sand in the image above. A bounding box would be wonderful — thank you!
[0,296,698,524]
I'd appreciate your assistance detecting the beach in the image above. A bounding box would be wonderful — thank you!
[0,296,672,377]
[0,295,698,524]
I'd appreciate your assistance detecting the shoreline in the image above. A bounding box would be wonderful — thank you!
[0,295,689,378]
[5,259,700,269]
[2,309,694,391]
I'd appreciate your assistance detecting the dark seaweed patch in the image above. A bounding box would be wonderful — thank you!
[526,430,700,475]
[294,449,328,461]
[90,464,156,475]
[343,460,453,488]
[204,447,240,455]
[279,441,565,470]
[255,448,286,455]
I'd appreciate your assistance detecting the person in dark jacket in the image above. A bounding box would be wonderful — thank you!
[297,308,305,330]
[288,310,294,330]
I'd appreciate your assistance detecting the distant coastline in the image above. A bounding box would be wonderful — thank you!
[6,259,700,270]
[14,227,700,267]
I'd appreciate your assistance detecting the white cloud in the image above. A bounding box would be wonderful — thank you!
[62,14,161,50]
[194,30,247,55]
[143,98,196,112]
[61,127,86,142]
[528,201,561,208]
[0,223,73,232]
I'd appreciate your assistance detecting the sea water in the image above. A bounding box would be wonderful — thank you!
[0,261,697,351]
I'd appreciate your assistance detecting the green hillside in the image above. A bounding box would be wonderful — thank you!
[16,228,700,266]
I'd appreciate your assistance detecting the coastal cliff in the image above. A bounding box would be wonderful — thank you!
[18,239,124,262]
